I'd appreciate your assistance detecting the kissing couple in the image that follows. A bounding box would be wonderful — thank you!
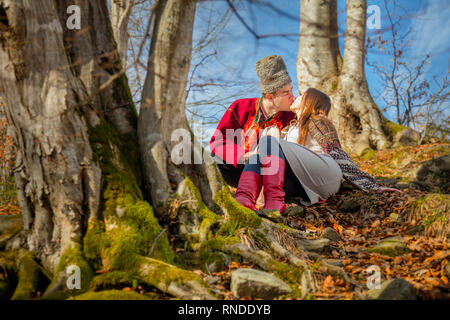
[210,55,401,218]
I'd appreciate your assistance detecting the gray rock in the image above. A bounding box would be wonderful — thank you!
[416,155,450,193]
[231,268,292,299]
[324,259,342,267]
[320,227,342,242]
[298,238,331,254]
[367,236,409,257]
[393,128,420,147]
[366,278,418,300]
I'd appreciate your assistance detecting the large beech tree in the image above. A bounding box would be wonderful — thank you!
[0,0,344,300]
[297,0,393,154]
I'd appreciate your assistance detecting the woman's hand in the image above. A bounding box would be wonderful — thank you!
[376,187,404,193]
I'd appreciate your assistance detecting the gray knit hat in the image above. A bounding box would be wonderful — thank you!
[255,55,292,94]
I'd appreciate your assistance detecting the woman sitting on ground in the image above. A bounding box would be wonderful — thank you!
[234,87,401,214]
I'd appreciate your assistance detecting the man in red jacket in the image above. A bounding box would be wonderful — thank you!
[210,55,296,187]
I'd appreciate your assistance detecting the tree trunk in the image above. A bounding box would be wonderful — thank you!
[110,0,134,69]
[297,0,390,154]
[0,0,103,271]
[0,0,343,300]
[138,0,224,215]
[297,0,339,93]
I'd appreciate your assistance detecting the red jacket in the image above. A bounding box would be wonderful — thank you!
[210,98,295,167]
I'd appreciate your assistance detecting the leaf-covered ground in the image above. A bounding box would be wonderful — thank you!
[202,143,450,300]
[0,143,449,300]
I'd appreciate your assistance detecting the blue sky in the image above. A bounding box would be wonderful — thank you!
[187,0,450,145]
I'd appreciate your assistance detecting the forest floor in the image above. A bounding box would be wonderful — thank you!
[196,143,450,300]
[0,143,449,300]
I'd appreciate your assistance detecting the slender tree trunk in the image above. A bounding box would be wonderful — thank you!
[110,0,134,69]
[297,0,390,154]
[297,0,339,93]
[138,0,224,215]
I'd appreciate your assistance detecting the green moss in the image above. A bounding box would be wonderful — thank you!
[105,201,175,270]
[136,256,208,289]
[268,259,304,285]
[215,187,262,234]
[87,117,175,269]
[387,121,407,136]
[183,177,221,222]
[11,251,50,300]
[360,147,375,160]
[275,223,297,232]
[52,244,94,294]
[72,289,152,300]
[89,271,139,291]
[200,236,240,252]
[87,118,143,221]
[367,238,410,257]
[198,237,239,272]
[83,219,106,271]
[0,251,16,269]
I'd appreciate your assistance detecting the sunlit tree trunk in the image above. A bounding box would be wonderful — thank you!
[138,0,224,214]
[111,0,134,68]
[297,0,390,154]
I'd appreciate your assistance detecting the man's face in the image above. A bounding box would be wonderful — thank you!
[272,83,295,112]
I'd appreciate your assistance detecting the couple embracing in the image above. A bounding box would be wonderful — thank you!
[210,55,400,217]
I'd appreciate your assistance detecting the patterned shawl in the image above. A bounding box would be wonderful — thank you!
[307,116,380,192]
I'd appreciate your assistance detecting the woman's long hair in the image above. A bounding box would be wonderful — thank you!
[297,88,331,145]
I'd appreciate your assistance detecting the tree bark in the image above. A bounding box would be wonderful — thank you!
[297,0,339,93]
[0,0,334,300]
[297,0,390,154]
[138,0,224,215]
[0,0,103,271]
[110,0,134,69]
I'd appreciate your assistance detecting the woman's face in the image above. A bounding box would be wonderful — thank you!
[289,94,305,117]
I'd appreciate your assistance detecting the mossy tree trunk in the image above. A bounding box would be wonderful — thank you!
[0,0,214,299]
[0,0,344,300]
[297,0,391,154]
[138,0,225,216]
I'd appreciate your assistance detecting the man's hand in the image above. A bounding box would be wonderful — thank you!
[243,152,252,163]
[239,151,254,164]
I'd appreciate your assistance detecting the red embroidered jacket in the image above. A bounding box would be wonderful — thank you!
[210,98,295,167]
